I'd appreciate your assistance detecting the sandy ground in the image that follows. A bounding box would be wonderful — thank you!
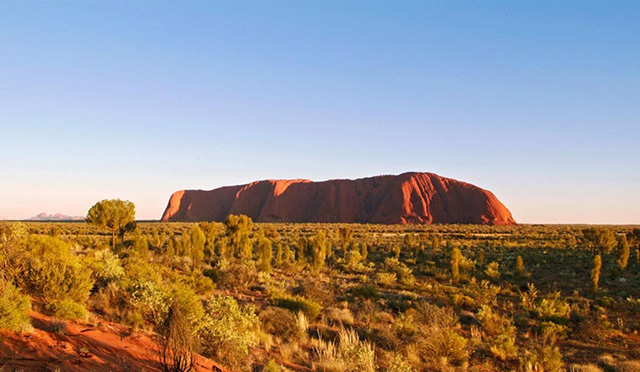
[0,311,226,372]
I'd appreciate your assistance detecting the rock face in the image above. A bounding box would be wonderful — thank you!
[161,172,516,225]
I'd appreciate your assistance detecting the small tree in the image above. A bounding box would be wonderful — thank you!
[515,255,525,278]
[581,227,616,255]
[190,224,206,267]
[275,244,283,267]
[393,244,401,260]
[431,236,440,251]
[339,227,354,251]
[451,248,461,283]
[86,199,135,250]
[617,235,630,271]
[361,242,369,262]
[591,254,602,293]
[257,234,273,274]
[133,229,149,257]
[223,214,253,259]
[627,229,640,265]
[310,231,329,272]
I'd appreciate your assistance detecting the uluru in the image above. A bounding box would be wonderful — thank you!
[161,172,515,225]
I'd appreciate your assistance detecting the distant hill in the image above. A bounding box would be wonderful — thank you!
[28,213,84,221]
[162,172,516,225]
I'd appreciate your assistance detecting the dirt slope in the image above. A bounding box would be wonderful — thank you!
[0,312,226,372]
[161,172,515,225]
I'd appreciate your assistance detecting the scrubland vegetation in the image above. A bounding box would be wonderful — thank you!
[1,204,640,371]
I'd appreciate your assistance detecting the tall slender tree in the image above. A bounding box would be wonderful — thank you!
[451,248,461,283]
[591,254,602,293]
[617,235,630,271]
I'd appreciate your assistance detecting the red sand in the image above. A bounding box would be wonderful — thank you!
[0,312,227,372]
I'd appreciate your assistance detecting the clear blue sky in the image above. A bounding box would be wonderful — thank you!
[1,1,639,223]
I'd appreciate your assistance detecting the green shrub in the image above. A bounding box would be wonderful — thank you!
[418,327,468,366]
[350,284,379,300]
[198,295,259,368]
[520,344,563,372]
[169,282,205,326]
[263,359,281,372]
[387,356,416,372]
[86,249,124,288]
[127,280,170,325]
[19,235,93,304]
[375,272,397,287]
[272,295,322,320]
[535,292,571,323]
[0,280,32,332]
[485,262,501,280]
[211,259,258,291]
[477,305,518,361]
[46,299,88,320]
[383,258,415,285]
[260,306,300,340]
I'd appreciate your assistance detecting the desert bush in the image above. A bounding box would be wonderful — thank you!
[375,272,397,287]
[272,295,322,320]
[351,284,379,300]
[48,320,67,335]
[18,235,93,304]
[614,360,640,372]
[198,295,259,368]
[369,326,401,351]
[520,283,538,310]
[413,302,459,329]
[519,344,563,372]
[177,269,215,295]
[46,299,88,320]
[477,305,518,361]
[260,306,300,340]
[314,326,375,372]
[383,258,415,285]
[574,314,613,343]
[418,327,468,367]
[169,282,204,326]
[158,302,195,372]
[535,292,571,322]
[263,359,281,372]
[0,279,32,332]
[459,254,476,274]
[485,262,501,280]
[210,259,258,291]
[351,299,379,327]
[86,249,124,288]
[387,355,416,372]
[326,307,355,326]
[294,276,336,306]
[128,280,170,325]
[122,256,165,285]
[465,279,501,307]
[538,321,568,342]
